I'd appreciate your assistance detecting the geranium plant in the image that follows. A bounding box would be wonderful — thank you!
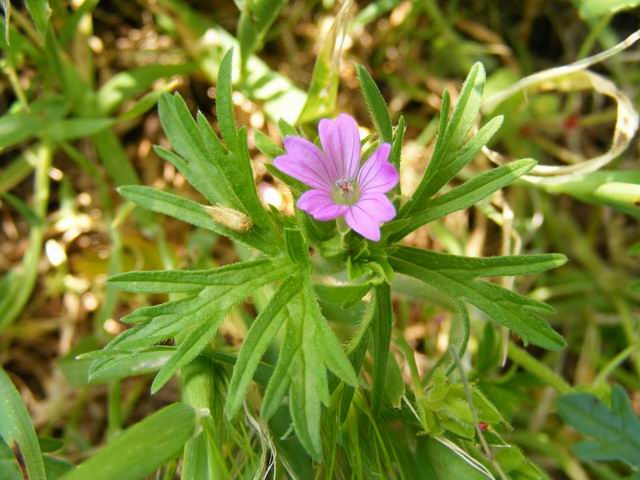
[88,49,566,474]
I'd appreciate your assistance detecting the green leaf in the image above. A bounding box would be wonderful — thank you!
[0,112,48,149]
[556,385,640,468]
[61,403,199,480]
[419,437,494,479]
[108,257,279,293]
[390,115,406,172]
[297,8,348,124]
[25,0,50,37]
[357,64,393,142]
[254,130,283,158]
[289,348,323,460]
[216,49,238,149]
[2,0,10,45]
[539,170,640,218]
[92,259,291,385]
[225,275,301,418]
[390,246,566,350]
[158,92,276,242]
[284,228,309,264]
[417,115,504,201]
[260,279,357,458]
[389,159,536,240]
[96,63,192,114]
[0,368,46,480]
[60,348,173,386]
[197,119,275,232]
[446,63,486,152]
[157,93,237,205]
[278,118,298,138]
[151,314,223,393]
[445,301,471,374]
[387,248,567,278]
[282,289,325,459]
[118,185,275,254]
[400,64,489,218]
[92,130,141,187]
[371,283,392,413]
[306,282,358,387]
[579,0,640,19]
[261,314,297,420]
[314,282,373,308]
[237,0,286,73]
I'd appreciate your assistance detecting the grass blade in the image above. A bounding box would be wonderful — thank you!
[0,368,47,480]
[61,403,199,480]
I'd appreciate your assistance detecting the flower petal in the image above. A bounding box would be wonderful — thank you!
[318,114,361,179]
[345,204,382,241]
[357,143,398,194]
[297,189,347,221]
[356,194,396,222]
[274,137,335,190]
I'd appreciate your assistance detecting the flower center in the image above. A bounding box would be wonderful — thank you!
[332,177,359,205]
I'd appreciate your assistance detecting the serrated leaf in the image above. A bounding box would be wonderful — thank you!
[417,115,504,201]
[390,246,566,350]
[158,92,276,242]
[446,62,485,151]
[92,260,291,382]
[289,351,323,460]
[261,314,297,420]
[225,275,301,417]
[151,313,224,393]
[260,279,357,457]
[389,159,536,240]
[108,257,279,293]
[387,248,567,278]
[61,403,198,480]
[400,64,489,218]
[556,385,640,467]
[357,64,393,142]
[60,348,173,386]
[157,94,237,205]
[118,185,275,254]
[0,368,46,480]
[306,283,358,386]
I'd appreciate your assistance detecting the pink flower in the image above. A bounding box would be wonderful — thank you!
[274,114,399,241]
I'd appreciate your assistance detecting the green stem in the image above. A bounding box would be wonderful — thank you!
[0,144,52,331]
[508,343,571,394]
